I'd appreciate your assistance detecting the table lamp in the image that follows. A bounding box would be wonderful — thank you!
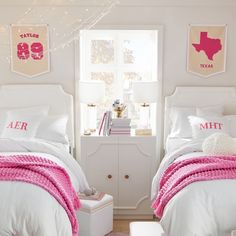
[132,81,158,129]
[79,80,105,132]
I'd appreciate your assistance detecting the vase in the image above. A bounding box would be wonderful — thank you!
[114,108,123,118]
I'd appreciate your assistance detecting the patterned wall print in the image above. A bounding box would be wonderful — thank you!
[11,24,50,77]
[187,25,227,78]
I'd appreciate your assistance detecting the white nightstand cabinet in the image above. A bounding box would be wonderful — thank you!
[80,135,158,219]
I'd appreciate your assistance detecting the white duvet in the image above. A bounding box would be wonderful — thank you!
[0,138,90,236]
[152,139,236,236]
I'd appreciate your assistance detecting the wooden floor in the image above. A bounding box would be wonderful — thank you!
[113,219,156,233]
[113,219,132,233]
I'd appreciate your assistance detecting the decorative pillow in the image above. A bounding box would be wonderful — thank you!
[169,107,196,138]
[1,112,45,139]
[0,105,49,133]
[202,132,236,155]
[197,105,223,117]
[188,115,229,139]
[36,115,69,144]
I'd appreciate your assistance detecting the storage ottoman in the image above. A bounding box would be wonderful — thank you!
[77,194,113,236]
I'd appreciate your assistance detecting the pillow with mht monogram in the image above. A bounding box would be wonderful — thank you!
[1,112,45,139]
[188,115,230,139]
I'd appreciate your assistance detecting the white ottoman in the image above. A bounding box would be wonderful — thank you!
[130,222,166,236]
[77,194,113,236]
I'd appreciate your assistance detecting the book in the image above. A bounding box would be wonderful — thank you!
[106,111,112,135]
[102,111,112,136]
[103,111,109,136]
[79,191,105,201]
[112,118,131,125]
[98,112,107,135]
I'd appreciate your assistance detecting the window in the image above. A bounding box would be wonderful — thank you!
[80,29,159,131]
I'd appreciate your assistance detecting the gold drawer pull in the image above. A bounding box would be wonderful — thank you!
[124,174,129,179]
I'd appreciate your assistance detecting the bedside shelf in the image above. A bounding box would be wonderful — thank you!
[80,135,158,218]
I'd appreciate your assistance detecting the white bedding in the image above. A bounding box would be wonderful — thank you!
[0,138,90,236]
[152,139,236,236]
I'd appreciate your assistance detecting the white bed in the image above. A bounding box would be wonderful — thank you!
[0,85,90,236]
[152,87,236,236]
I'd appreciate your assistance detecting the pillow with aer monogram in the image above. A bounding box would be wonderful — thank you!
[0,105,49,134]
[188,115,230,139]
[1,112,44,139]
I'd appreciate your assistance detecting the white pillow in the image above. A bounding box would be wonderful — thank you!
[0,105,49,133]
[225,115,236,138]
[197,105,223,117]
[36,115,69,144]
[188,115,229,139]
[1,112,45,139]
[169,107,196,138]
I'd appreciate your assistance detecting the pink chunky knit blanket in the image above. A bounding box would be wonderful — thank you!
[0,155,80,236]
[152,156,236,218]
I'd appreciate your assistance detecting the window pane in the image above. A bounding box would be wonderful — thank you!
[91,40,114,64]
[123,72,141,90]
[123,39,153,66]
[123,40,135,64]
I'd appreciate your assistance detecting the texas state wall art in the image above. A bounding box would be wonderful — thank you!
[187,25,227,78]
[10,24,50,78]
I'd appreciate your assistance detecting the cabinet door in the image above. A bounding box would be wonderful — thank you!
[82,137,119,206]
[118,137,155,210]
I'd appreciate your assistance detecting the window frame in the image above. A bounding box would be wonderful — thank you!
[75,25,163,150]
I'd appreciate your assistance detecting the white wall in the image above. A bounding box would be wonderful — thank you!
[0,0,235,94]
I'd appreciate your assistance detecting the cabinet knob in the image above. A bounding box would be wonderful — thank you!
[124,174,129,179]
[107,174,112,179]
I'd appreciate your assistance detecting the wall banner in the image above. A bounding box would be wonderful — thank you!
[187,25,227,78]
[11,24,50,77]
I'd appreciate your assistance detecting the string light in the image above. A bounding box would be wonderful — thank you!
[0,0,120,64]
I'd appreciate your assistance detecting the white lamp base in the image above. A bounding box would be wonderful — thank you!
[139,104,150,129]
[85,104,97,132]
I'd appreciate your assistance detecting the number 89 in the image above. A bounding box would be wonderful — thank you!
[17,42,44,60]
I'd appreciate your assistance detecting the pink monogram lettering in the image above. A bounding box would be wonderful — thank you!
[200,122,223,130]
[20,33,39,39]
[7,121,28,131]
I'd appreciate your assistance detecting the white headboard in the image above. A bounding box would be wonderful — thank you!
[164,86,236,144]
[0,84,74,148]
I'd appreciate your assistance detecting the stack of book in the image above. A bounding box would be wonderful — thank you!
[110,118,131,136]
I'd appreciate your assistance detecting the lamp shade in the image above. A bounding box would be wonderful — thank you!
[79,80,105,104]
[132,81,158,103]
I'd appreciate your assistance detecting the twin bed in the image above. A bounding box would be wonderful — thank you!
[0,84,90,236]
[152,87,236,236]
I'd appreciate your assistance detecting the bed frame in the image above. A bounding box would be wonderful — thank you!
[0,84,74,149]
[164,86,236,145]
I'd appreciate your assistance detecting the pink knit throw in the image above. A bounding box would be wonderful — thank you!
[152,156,236,218]
[0,155,80,236]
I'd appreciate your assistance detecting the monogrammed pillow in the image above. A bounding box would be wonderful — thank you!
[188,115,230,139]
[1,112,44,139]
[0,105,49,134]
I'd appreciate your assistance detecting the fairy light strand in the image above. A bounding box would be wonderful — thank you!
[0,0,119,63]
